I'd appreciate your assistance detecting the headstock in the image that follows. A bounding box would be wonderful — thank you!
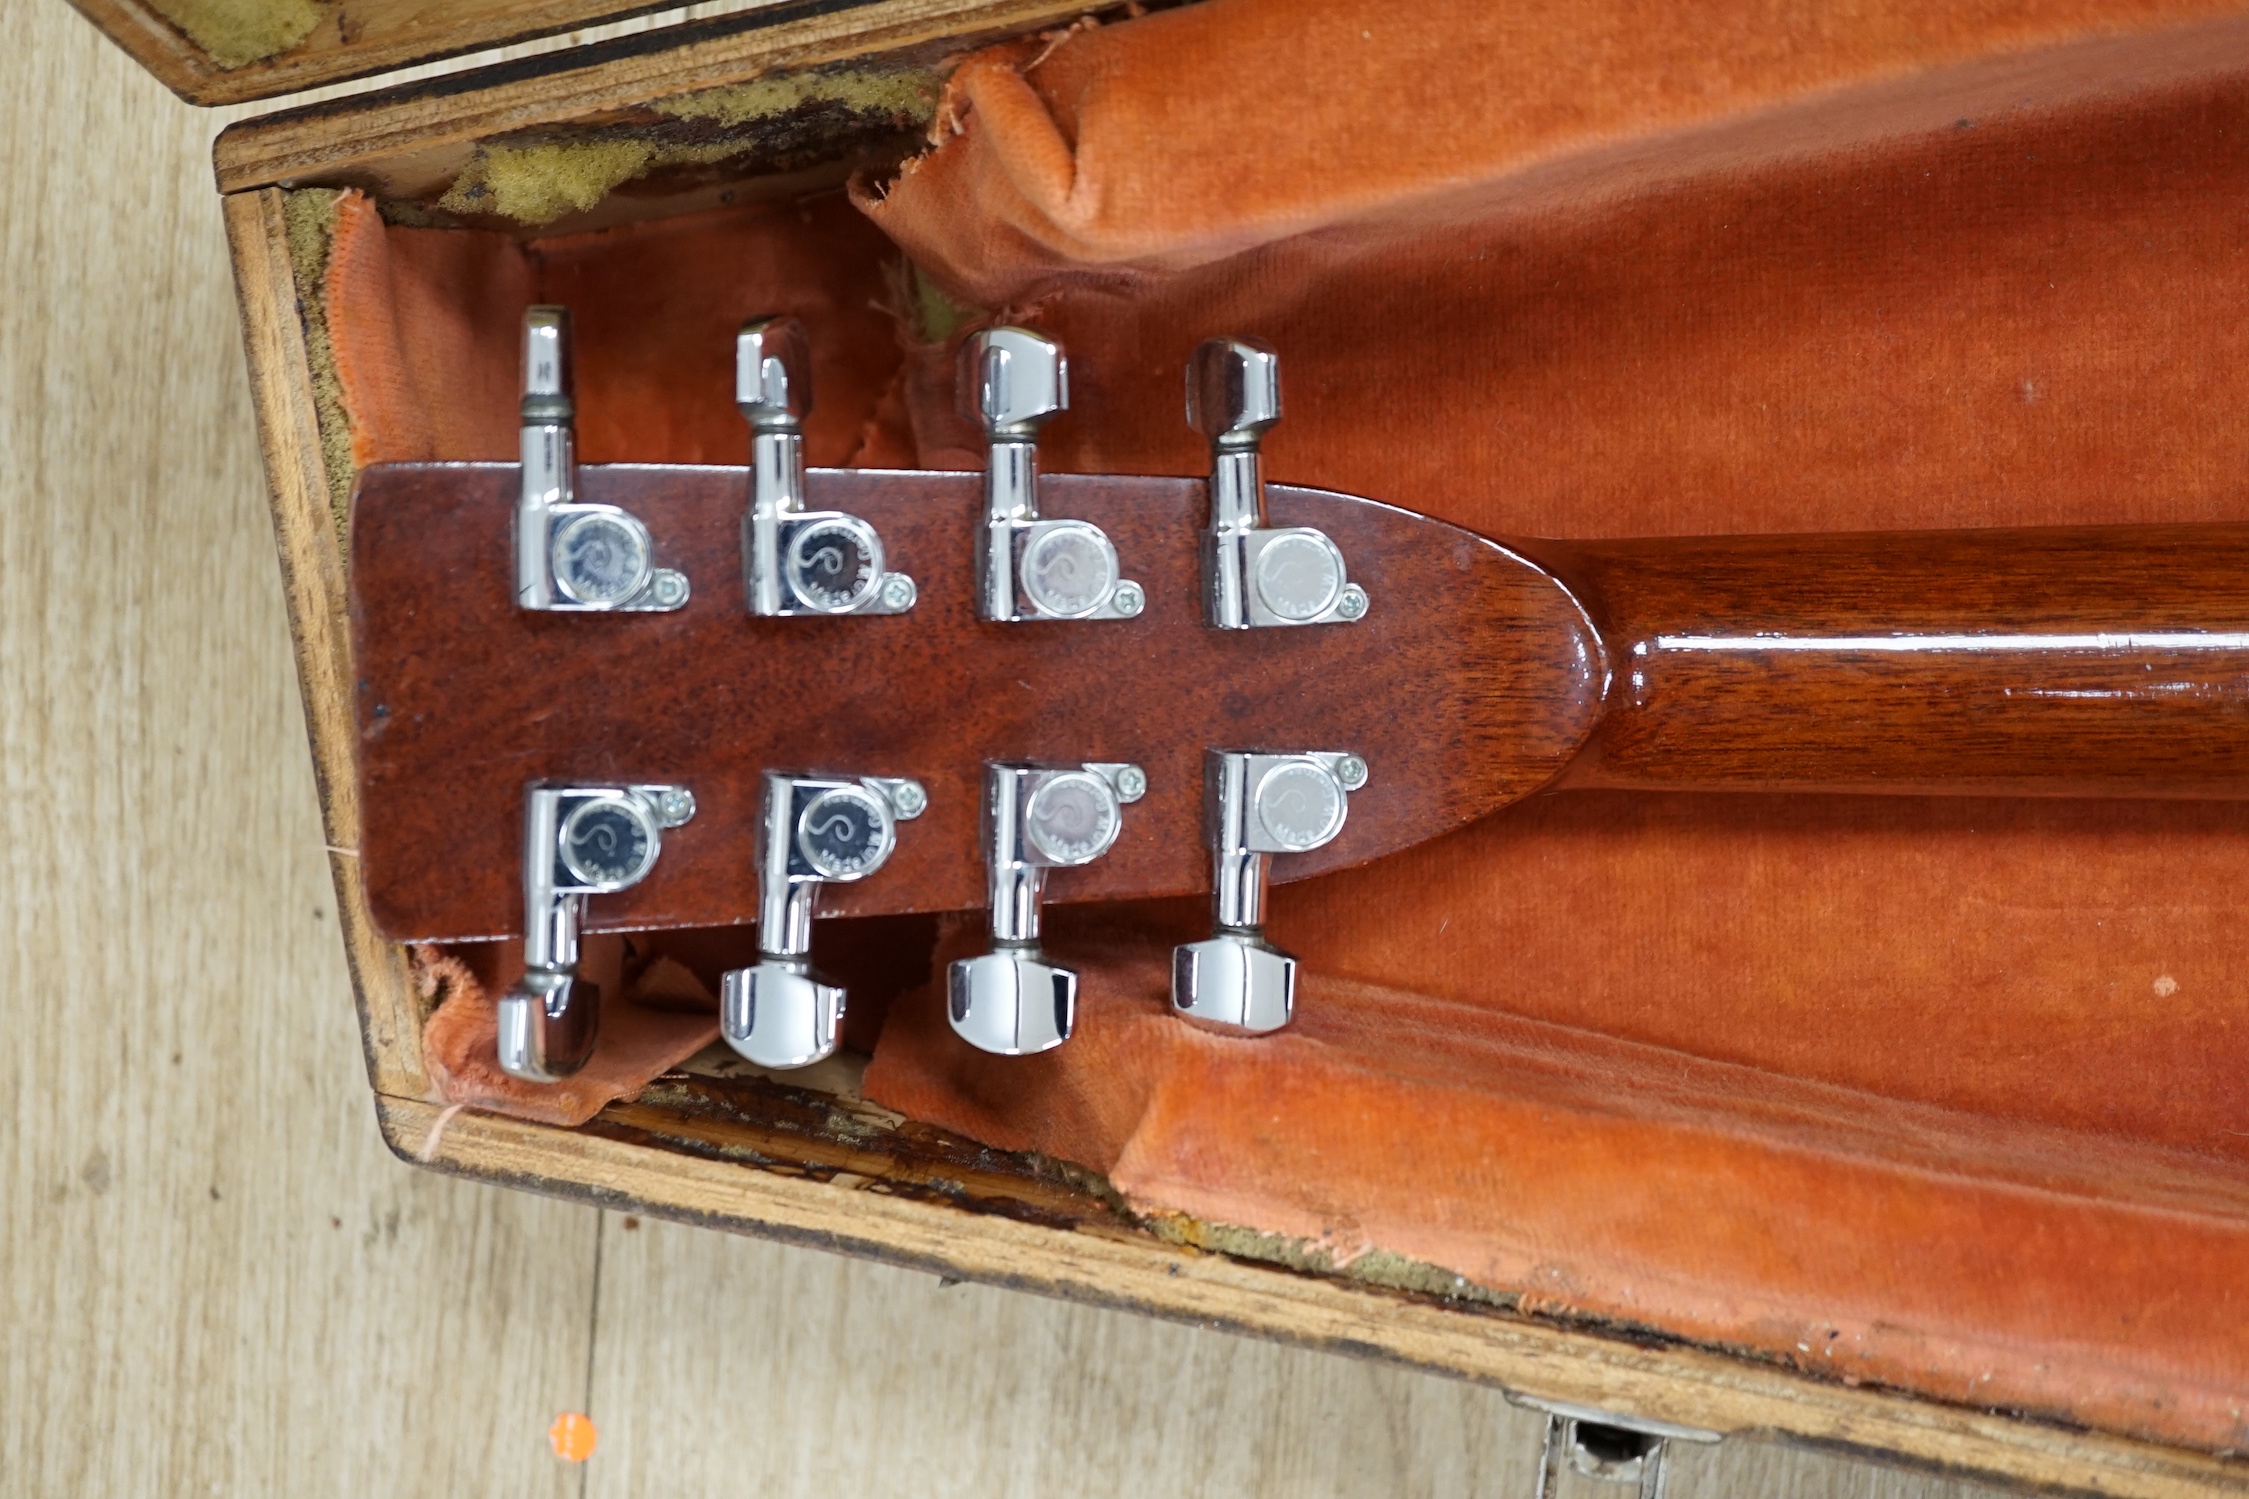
[351,314,1606,1079]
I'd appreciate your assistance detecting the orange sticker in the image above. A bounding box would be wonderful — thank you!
[548,1411,598,1462]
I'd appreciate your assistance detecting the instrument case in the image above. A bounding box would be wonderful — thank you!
[64,0,2249,1490]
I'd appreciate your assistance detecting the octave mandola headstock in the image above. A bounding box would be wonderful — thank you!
[352,462,1605,938]
[351,314,1607,1081]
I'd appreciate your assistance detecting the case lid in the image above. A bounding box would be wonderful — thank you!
[64,0,799,106]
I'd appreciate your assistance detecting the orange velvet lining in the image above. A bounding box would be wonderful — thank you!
[322,0,2249,1452]
[326,191,913,468]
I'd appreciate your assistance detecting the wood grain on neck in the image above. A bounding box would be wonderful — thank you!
[1534,525,2249,799]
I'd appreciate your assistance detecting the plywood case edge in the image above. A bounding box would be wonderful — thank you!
[378,1092,2247,1499]
[67,0,841,106]
[223,186,427,1099]
[206,0,1103,193]
[205,6,2249,1492]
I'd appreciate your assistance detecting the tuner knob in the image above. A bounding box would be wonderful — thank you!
[963,328,1144,624]
[738,317,916,618]
[515,306,689,614]
[1171,750,1366,1034]
[722,770,926,1069]
[498,780,697,1081]
[949,762,1143,1055]
[1187,337,1367,630]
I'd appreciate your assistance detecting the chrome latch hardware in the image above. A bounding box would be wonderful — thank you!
[964,327,1145,623]
[1188,337,1367,628]
[1171,750,1366,1033]
[498,780,697,1081]
[950,761,1146,1056]
[515,306,688,613]
[722,770,927,1069]
[738,317,916,616]
[1510,1396,1722,1499]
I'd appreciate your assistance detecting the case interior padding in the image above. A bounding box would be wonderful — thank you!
[323,0,2249,1451]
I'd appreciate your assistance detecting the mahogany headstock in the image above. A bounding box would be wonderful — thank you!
[350,462,1604,943]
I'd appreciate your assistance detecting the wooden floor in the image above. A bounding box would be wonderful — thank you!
[0,7,2019,1495]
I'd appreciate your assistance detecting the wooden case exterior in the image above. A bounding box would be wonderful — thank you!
[210,5,2245,1493]
[69,0,787,105]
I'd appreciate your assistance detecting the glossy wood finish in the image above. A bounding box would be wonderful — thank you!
[351,463,1600,942]
[1540,525,2249,797]
[354,461,2249,943]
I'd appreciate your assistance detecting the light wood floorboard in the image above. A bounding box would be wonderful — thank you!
[0,5,2020,1495]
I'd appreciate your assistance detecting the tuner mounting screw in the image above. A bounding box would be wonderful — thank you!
[656,787,698,826]
[651,570,689,609]
[1112,764,1147,802]
[880,574,916,611]
[1336,754,1370,792]
[887,780,928,818]
[1335,584,1369,621]
[1111,581,1146,617]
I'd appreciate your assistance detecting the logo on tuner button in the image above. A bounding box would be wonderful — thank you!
[796,786,895,880]
[552,511,652,605]
[1020,522,1117,618]
[786,517,882,612]
[560,796,658,889]
[1253,762,1346,852]
[1024,772,1120,865]
[1254,532,1344,621]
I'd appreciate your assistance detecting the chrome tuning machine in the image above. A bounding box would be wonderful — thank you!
[498,780,698,1081]
[1188,338,1367,629]
[949,761,1146,1056]
[739,317,916,616]
[515,306,689,613]
[722,770,927,1069]
[964,327,1145,623]
[1172,750,1366,1033]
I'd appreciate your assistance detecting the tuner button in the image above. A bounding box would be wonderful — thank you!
[1172,933,1295,1034]
[521,305,573,421]
[737,316,812,428]
[948,950,1077,1056]
[721,959,846,1070]
[497,967,601,1081]
[964,327,1068,438]
[1187,336,1281,446]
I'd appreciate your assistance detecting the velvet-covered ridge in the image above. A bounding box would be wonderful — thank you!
[323,0,2249,1452]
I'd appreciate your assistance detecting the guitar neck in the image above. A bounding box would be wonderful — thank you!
[1529,524,2249,799]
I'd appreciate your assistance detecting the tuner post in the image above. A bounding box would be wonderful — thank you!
[963,327,1144,623]
[498,780,698,1082]
[722,769,927,1069]
[1172,750,1366,1033]
[1187,338,1367,629]
[739,317,916,617]
[515,305,689,614]
[950,761,1144,1056]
